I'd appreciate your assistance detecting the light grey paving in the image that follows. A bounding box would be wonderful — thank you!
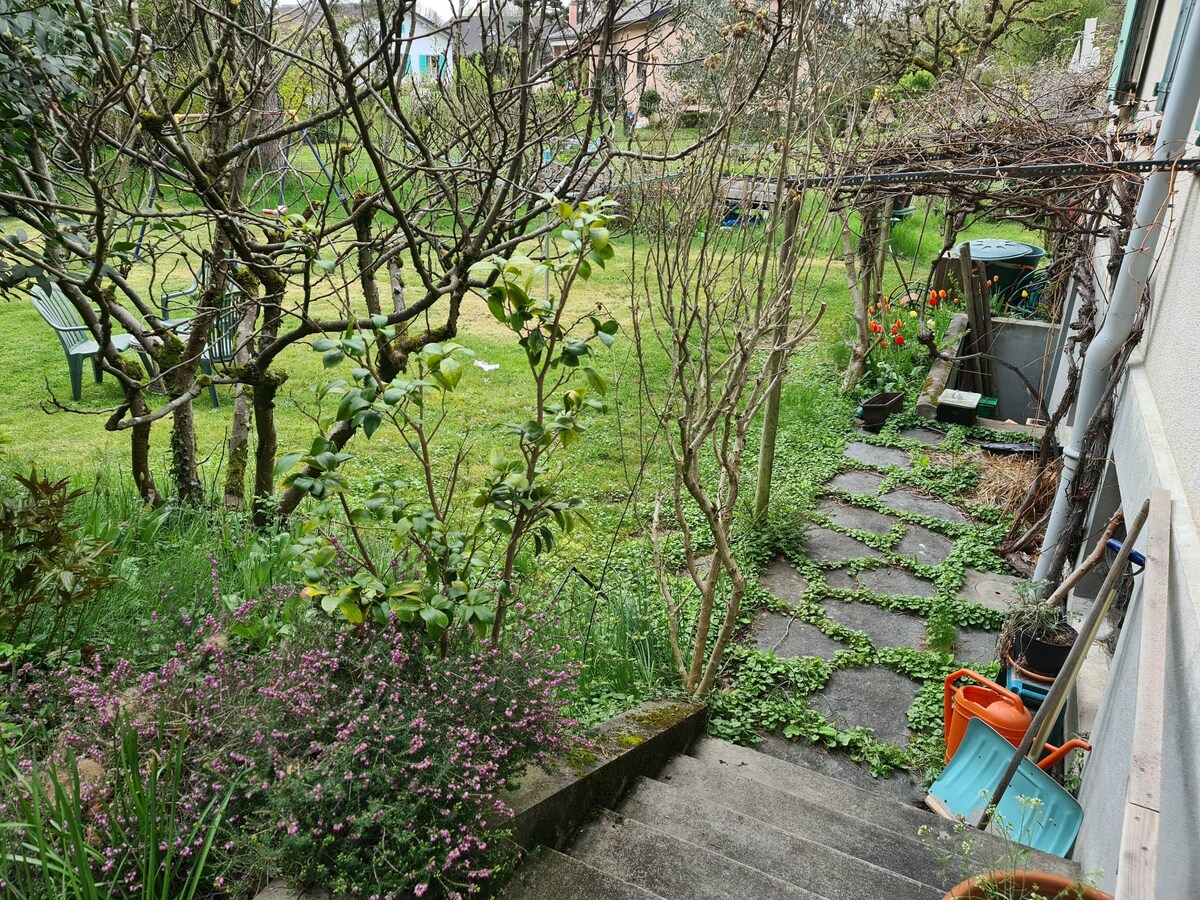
[816,498,899,535]
[804,526,885,563]
[856,567,937,598]
[759,556,809,604]
[957,568,1023,611]
[955,627,1000,664]
[843,442,912,471]
[879,488,971,524]
[899,427,948,447]
[821,598,927,650]
[808,666,919,746]
[825,469,886,495]
[895,523,955,565]
[821,567,859,591]
[751,611,846,660]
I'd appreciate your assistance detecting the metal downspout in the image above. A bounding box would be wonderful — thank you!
[1033,9,1200,583]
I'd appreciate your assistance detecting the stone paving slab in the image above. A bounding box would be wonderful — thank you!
[955,628,999,664]
[755,733,927,805]
[820,598,927,650]
[822,567,859,591]
[899,427,948,447]
[758,557,809,605]
[804,526,885,563]
[825,469,886,495]
[855,567,937,598]
[750,611,846,660]
[957,568,1022,612]
[843,442,912,471]
[815,499,899,535]
[808,666,919,746]
[879,488,970,524]
[895,524,955,566]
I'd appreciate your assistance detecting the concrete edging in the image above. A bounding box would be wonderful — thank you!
[506,698,708,850]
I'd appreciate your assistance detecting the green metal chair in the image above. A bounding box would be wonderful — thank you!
[32,285,147,401]
[159,264,246,408]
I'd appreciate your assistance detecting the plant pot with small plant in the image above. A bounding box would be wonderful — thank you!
[942,871,1113,899]
[997,583,1077,679]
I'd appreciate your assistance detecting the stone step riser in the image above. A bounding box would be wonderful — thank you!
[617,775,941,900]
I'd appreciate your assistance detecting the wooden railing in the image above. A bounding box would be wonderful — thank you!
[1114,488,1171,899]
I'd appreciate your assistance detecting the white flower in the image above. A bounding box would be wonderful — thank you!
[474,359,500,372]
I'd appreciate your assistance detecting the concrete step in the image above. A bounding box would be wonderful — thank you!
[689,737,1080,881]
[660,753,964,890]
[569,808,827,900]
[502,847,663,900]
[692,736,939,832]
[616,775,940,900]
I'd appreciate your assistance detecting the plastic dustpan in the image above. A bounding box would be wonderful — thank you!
[927,718,1082,858]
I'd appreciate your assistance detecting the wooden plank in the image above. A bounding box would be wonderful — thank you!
[1115,488,1171,900]
[957,245,983,394]
[1117,802,1160,900]
[1127,489,1171,810]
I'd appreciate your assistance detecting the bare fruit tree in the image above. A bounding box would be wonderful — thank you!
[627,0,847,699]
[0,0,626,513]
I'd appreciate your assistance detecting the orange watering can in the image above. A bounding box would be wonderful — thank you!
[944,669,1091,770]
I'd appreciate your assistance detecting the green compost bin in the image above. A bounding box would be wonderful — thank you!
[959,239,1046,304]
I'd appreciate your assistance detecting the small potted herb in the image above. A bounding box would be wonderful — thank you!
[997,583,1077,679]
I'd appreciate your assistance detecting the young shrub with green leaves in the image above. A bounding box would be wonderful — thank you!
[281,199,620,645]
[0,470,114,650]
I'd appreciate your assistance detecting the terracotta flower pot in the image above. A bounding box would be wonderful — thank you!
[942,871,1114,900]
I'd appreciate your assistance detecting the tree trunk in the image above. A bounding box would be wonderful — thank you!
[223,293,260,509]
[252,376,283,526]
[130,397,159,505]
[840,212,872,392]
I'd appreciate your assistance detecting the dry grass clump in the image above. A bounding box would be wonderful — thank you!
[973,451,1061,520]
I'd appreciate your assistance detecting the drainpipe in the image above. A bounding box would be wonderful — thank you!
[1034,9,1200,583]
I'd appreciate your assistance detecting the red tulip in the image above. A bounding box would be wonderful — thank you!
[894,335,904,345]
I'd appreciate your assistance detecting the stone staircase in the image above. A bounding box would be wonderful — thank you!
[503,736,1080,900]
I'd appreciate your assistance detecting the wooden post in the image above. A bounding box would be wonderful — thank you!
[957,244,995,398]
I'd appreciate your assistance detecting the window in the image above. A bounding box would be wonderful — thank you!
[417,54,443,78]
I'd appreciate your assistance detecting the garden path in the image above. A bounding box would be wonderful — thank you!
[745,425,1025,803]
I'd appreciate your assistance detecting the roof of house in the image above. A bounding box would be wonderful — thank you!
[275,1,444,34]
[548,0,676,46]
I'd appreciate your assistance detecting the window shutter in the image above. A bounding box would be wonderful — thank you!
[1109,0,1153,102]
[1155,0,1198,110]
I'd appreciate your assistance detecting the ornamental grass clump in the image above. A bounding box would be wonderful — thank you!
[1,611,575,899]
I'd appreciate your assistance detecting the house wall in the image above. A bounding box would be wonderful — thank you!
[1064,0,1200,884]
[1073,363,1200,896]
[605,20,685,106]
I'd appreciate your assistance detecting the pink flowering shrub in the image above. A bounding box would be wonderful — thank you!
[4,611,575,898]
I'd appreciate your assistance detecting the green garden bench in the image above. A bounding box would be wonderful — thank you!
[32,285,149,402]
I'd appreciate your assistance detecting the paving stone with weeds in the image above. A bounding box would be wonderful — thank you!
[804,526,885,564]
[816,498,900,536]
[809,666,920,746]
[825,470,886,495]
[855,567,937,598]
[894,523,955,566]
[758,556,809,605]
[750,611,846,661]
[879,489,970,524]
[843,442,912,471]
[820,598,928,650]
[957,568,1022,611]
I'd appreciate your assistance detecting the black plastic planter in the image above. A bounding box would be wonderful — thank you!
[860,391,904,431]
[1011,628,1074,678]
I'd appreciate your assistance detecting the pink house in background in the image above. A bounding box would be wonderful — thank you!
[549,0,686,112]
